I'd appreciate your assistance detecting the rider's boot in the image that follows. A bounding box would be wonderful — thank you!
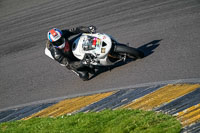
[78,71,89,81]
[71,69,89,81]
[67,64,90,81]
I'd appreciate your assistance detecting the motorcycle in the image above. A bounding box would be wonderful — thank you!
[71,33,144,66]
[45,32,144,74]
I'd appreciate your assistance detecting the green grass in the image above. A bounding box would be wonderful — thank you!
[0,109,181,133]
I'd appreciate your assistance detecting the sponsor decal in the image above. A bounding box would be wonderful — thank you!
[96,38,101,47]
[101,48,106,53]
[92,38,101,48]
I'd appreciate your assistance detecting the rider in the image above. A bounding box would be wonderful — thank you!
[46,26,96,81]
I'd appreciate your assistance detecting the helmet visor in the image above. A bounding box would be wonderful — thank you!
[52,37,65,46]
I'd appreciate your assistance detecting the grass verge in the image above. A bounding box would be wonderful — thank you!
[0,109,181,133]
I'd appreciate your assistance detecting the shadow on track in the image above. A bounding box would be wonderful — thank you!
[89,40,161,80]
[137,39,161,57]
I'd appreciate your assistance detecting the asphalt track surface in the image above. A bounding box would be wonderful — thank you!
[0,0,200,110]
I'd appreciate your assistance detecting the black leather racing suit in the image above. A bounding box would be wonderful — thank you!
[46,26,94,80]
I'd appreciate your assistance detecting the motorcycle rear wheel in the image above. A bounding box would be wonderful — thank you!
[114,44,144,59]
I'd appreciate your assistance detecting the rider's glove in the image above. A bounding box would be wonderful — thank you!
[81,59,89,66]
[81,55,91,65]
[81,53,96,66]
[81,60,94,70]
[88,25,96,33]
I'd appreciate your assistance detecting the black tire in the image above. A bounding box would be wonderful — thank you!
[114,44,144,59]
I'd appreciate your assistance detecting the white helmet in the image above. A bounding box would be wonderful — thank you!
[47,28,65,49]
